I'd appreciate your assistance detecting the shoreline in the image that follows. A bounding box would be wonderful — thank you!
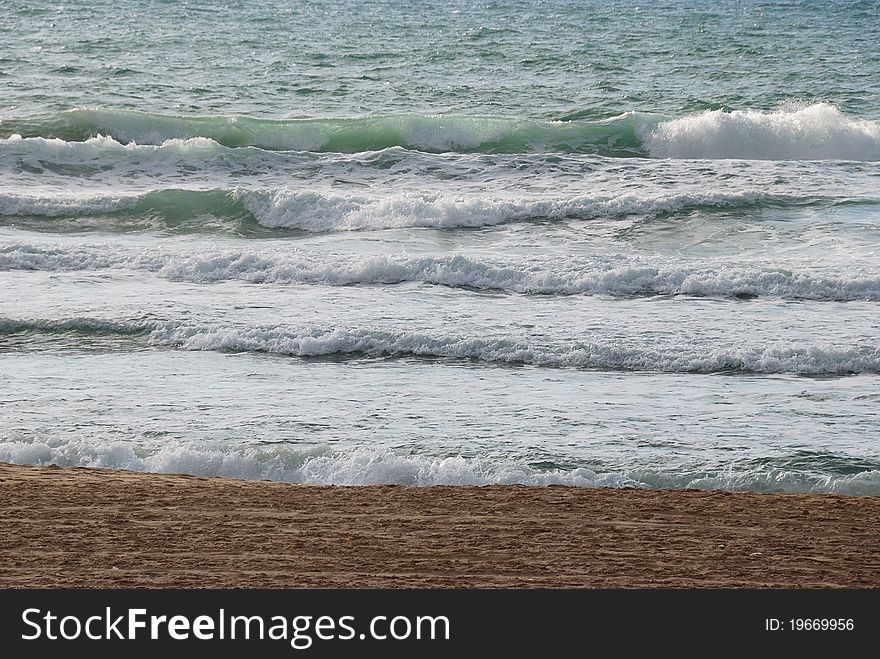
[2,462,878,588]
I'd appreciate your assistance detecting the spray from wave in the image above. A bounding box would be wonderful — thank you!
[642,103,880,160]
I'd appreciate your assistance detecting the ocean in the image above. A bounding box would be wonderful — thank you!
[2,0,879,493]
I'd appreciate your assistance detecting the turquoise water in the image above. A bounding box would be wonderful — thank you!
[1,1,879,492]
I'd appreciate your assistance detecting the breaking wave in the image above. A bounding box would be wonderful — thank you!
[3,242,880,301]
[3,317,879,375]
[1,440,878,494]
[1,109,648,156]
[0,187,822,231]
[3,103,878,159]
[643,103,880,160]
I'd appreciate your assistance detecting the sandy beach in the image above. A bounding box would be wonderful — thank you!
[2,462,878,588]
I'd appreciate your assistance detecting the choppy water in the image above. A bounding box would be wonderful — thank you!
[2,0,879,493]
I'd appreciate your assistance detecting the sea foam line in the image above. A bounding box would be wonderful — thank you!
[3,317,878,375]
[1,440,878,494]
[3,241,880,301]
[150,325,880,375]
[0,186,804,230]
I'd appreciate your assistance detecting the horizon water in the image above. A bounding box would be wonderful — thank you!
[2,0,880,493]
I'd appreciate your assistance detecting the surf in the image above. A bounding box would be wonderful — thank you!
[4,241,880,302]
[2,439,877,493]
[3,103,879,160]
[642,103,880,161]
[0,109,649,157]
[4,316,879,375]
[0,187,844,232]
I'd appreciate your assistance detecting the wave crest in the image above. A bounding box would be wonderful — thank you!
[644,103,880,160]
[0,186,780,230]
[3,104,879,160]
[1,108,648,156]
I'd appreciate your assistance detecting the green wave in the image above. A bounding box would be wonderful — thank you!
[2,187,874,236]
[0,317,156,337]
[0,108,656,156]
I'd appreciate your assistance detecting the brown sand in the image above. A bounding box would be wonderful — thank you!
[1,461,878,588]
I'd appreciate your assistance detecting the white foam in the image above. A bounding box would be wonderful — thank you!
[0,185,772,227]
[0,134,238,196]
[148,323,880,375]
[8,110,524,153]
[4,109,628,154]
[5,315,875,375]
[3,241,878,301]
[1,439,877,493]
[7,106,879,160]
[644,103,880,160]
[0,191,140,217]
[0,133,221,159]
[238,187,766,231]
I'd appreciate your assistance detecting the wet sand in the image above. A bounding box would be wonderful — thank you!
[2,462,878,588]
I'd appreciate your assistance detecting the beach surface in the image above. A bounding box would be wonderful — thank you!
[2,462,878,589]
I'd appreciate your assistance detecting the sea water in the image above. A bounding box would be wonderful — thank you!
[1,0,879,492]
